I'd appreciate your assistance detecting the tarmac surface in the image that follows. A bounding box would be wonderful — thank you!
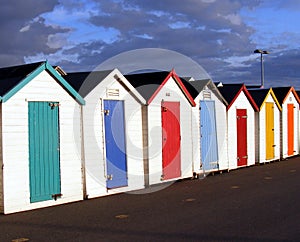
[1,156,300,242]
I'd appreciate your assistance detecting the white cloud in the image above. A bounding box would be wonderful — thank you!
[222,14,242,25]
[47,33,69,49]
[19,25,30,32]
[201,0,216,3]
[222,54,258,68]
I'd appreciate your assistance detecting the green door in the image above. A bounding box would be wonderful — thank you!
[29,102,61,203]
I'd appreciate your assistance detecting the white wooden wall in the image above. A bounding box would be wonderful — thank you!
[191,101,201,175]
[257,96,281,163]
[83,70,145,199]
[227,91,256,170]
[0,103,3,213]
[281,92,299,158]
[147,77,193,185]
[193,88,228,174]
[2,70,83,214]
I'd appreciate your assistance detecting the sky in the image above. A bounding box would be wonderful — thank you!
[1,0,300,88]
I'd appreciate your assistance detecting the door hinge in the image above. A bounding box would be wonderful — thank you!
[104,109,110,116]
[52,193,62,201]
[49,103,60,109]
[107,174,113,180]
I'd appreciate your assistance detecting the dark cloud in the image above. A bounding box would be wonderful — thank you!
[0,0,69,67]
[1,0,300,89]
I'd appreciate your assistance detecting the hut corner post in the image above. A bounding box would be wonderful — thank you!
[0,103,4,213]
[80,105,87,199]
[142,105,149,188]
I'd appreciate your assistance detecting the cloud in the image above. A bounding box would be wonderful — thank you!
[0,0,69,67]
[2,0,300,89]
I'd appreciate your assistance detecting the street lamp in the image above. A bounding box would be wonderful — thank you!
[254,49,269,88]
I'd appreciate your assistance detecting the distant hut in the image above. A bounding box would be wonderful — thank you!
[217,84,259,170]
[272,87,300,159]
[248,88,281,163]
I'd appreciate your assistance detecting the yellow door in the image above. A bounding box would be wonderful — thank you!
[265,102,275,160]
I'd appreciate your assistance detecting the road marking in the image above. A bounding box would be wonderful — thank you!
[231,185,239,189]
[184,198,196,202]
[115,214,129,219]
[289,169,296,173]
[264,176,272,180]
[11,238,29,242]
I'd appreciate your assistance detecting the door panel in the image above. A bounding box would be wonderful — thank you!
[200,100,218,171]
[236,109,247,167]
[104,100,128,189]
[162,101,181,180]
[265,102,275,160]
[287,104,294,156]
[29,102,61,203]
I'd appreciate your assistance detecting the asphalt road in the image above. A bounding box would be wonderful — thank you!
[1,157,300,242]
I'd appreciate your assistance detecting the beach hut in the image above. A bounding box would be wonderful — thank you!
[272,87,300,159]
[125,70,196,185]
[217,84,259,170]
[248,88,282,163]
[181,78,228,175]
[64,69,146,199]
[0,61,85,214]
[296,91,300,153]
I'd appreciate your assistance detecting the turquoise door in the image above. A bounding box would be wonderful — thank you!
[200,100,219,172]
[29,102,61,203]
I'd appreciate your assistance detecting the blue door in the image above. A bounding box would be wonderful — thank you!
[28,102,61,203]
[104,100,128,189]
[200,100,218,172]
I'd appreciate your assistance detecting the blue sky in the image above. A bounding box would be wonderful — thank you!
[1,0,300,88]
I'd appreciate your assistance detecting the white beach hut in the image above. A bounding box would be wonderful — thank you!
[217,84,259,170]
[0,61,85,214]
[272,87,300,159]
[125,70,196,186]
[64,69,146,199]
[182,78,228,175]
[248,88,282,163]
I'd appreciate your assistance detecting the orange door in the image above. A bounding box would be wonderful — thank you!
[287,104,294,156]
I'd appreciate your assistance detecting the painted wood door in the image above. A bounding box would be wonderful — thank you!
[287,103,294,156]
[265,102,275,160]
[236,109,248,167]
[200,100,218,172]
[29,102,61,203]
[104,100,128,189]
[161,101,181,180]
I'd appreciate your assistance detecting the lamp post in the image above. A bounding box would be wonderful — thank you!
[254,49,269,88]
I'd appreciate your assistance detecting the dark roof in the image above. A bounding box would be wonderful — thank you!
[125,71,170,101]
[0,61,44,96]
[125,71,196,106]
[64,70,113,97]
[180,78,211,99]
[248,89,270,108]
[217,83,258,111]
[216,83,244,104]
[246,84,263,89]
[272,87,292,104]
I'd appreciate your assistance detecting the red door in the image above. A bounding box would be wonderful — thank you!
[161,101,181,180]
[236,109,248,167]
[287,104,294,156]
